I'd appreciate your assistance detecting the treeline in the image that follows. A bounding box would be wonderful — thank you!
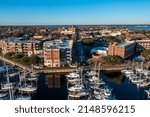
[4,52,41,67]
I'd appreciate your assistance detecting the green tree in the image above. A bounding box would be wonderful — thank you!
[81,38,95,45]
[21,56,30,65]
[29,55,40,65]
[103,55,123,65]
[4,52,16,59]
[141,49,150,58]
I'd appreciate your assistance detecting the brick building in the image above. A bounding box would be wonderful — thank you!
[0,38,42,56]
[108,41,136,59]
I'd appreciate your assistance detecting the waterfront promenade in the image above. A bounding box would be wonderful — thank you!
[1,56,149,73]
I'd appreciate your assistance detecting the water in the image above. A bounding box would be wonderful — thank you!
[101,72,148,100]
[32,73,68,100]
[0,59,148,100]
[127,25,150,31]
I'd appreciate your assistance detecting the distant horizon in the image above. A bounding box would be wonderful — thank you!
[0,0,150,25]
[0,24,150,26]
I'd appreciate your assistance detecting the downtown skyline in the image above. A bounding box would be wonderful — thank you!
[0,0,150,25]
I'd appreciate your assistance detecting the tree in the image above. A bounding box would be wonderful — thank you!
[21,56,30,65]
[141,49,150,58]
[29,55,40,65]
[4,52,16,59]
[103,55,123,65]
[81,38,95,45]
[13,54,24,60]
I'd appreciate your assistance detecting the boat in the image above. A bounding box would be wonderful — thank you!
[137,81,150,88]
[0,91,8,99]
[1,83,15,90]
[7,72,19,78]
[15,94,31,100]
[66,72,80,79]
[68,90,89,100]
[145,90,150,99]
[18,85,37,93]
[68,84,85,92]
[130,78,144,85]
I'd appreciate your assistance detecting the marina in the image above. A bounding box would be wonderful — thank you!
[0,60,150,100]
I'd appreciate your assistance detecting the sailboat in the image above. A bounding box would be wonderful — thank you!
[18,70,37,93]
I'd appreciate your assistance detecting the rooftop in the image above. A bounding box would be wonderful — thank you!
[118,41,135,47]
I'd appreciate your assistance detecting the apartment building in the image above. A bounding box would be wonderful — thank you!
[0,38,42,56]
[135,40,150,52]
[43,39,73,67]
[44,46,60,67]
[108,41,136,59]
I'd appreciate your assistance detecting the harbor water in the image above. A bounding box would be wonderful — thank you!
[0,61,149,100]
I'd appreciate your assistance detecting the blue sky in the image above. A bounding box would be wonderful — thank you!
[0,0,150,25]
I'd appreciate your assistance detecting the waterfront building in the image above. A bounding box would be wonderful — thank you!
[43,39,73,67]
[44,46,60,67]
[108,41,136,59]
[0,38,43,56]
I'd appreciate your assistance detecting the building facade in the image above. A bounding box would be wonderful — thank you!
[44,47,60,67]
[43,39,73,67]
[135,40,150,52]
[108,41,136,59]
[0,38,42,56]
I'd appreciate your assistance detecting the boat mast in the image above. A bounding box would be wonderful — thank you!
[6,66,12,100]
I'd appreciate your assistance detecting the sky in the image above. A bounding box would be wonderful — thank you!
[0,0,150,25]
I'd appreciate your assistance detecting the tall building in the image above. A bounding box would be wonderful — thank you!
[108,41,136,59]
[44,46,60,67]
[43,39,73,67]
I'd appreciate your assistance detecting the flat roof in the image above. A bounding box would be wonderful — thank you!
[118,41,135,47]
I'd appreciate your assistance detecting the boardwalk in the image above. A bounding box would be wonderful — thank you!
[0,56,76,73]
[0,56,32,72]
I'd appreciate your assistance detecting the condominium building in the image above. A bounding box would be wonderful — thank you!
[135,40,150,52]
[43,39,73,67]
[44,46,60,67]
[108,41,136,59]
[0,38,42,56]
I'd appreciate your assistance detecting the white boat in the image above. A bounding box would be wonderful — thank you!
[88,76,99,82]
[1,83,14,90]
[68,91,89,99]
[94,93,105,100]
[137,81,150,87]
[15,95,31,100]
[18,85,37,93]
[131,78,144,84]
[85,70,97,77]
[145,90,150,99]
[68,84,85,92]
[124,70,134,75]
[66,72,80,79]
[67,78,81,84]
[0,91,8,99]
[8,72,19,78]
[26,77,38,81]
